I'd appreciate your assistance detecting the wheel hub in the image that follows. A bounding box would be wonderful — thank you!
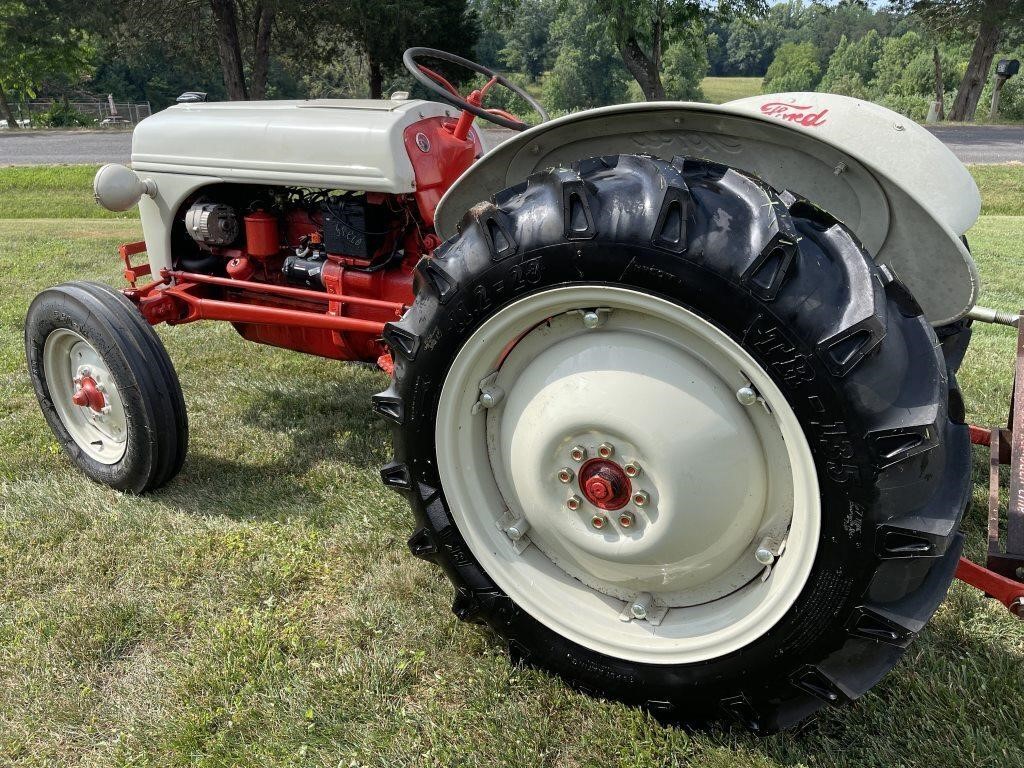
[578,459,631,510]
[43,329,128,465]
[72,374,107,413]
[436,286,820,664]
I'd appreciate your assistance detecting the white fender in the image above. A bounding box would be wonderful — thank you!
[436,93,981,325]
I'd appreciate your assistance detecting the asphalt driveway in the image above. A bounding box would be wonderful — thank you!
[1,123,1020,166]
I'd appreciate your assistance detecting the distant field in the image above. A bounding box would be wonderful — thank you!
[701,76,763,104]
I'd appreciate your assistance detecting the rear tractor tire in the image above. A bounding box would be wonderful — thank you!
[377,155,971,732]
[25,281,188,493]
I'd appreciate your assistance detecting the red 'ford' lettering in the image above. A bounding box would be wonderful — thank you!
[759,102,829,128]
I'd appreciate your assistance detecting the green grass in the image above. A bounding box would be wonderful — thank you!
[0,166,138,220]
[701,77,763,104]
[1,166,1023,766]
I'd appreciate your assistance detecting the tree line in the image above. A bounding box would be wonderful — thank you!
[1,0,1021,128]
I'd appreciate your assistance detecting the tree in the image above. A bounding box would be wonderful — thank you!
[543,0,629,109]
[595,0,766,100]
[0,1,97,128]
[762,40,821,92]
[905,0,1024,121]
[499,0,557,80]
[662,30,708,98]
[311,0,479,99]
[818,30,882,96]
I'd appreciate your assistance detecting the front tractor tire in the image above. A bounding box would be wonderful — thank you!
[25,281,188,493]
[377,155,970,732]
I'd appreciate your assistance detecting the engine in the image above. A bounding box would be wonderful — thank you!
[174,185,436,361]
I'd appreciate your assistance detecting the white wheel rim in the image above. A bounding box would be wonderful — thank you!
[436,286,820,664]
[43,328,129,465]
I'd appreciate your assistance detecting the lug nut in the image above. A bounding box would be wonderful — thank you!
[618,511,635,528]
[590,514,606,529]
[623,462,641,478]
[736,386,758,406]
[582,311,602,329]
[633,490,649,507]
[570,446,587,462]
[566,495,582,511]
[557,467,574,484]
[598,442,614,458]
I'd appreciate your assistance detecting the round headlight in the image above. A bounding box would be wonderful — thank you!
[93,164,156,212]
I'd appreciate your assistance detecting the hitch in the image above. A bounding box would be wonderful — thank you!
[962,306,1024,619]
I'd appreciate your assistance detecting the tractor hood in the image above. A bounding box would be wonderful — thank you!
[131,98,467,193]
[436,93,981,325]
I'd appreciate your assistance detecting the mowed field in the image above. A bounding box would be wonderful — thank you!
[701,77,763,104]
[1,165,1023,767]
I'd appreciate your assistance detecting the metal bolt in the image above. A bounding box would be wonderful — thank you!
[755,547,775,566]
[582,311,602,329]
[630,593,654,620]
[1010,597,1024,620]
[623,462,641,478]
[557,467,574,484]
[567,495,582,511]
[736,386,758,406]
[570,446,587,462]
[633,490,649,507]
[598,442,614,458]
[506,517,530,541]
[479,386,504,409]
[618,511,635,528]
[79,366,92,378]
[590,514,606,529]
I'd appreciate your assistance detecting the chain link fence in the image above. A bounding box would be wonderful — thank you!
[4,99,153,128]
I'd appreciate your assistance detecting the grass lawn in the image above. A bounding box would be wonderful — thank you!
[701,77,763,104]
[1,166,1023,767]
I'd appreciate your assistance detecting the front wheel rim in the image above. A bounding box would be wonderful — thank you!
[43,328,129,465]
[435,286,820,664]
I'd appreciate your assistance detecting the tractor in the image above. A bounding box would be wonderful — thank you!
[23,48,1024,733]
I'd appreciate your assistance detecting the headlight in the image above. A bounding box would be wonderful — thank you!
[93,164,157,212]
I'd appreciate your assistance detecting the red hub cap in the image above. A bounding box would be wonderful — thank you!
[72,376,105,412]
[578,458,632,511]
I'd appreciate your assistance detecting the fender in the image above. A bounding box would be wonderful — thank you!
[436,93,980,325]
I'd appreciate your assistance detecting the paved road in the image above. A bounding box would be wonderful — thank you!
[924,124,1023,164]
[1,123,1020,166]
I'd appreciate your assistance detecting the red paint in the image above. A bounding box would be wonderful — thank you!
[244,210,281,257]
[578,459,632,511]
[226,256,256,281]
[404,116,481,226]
[955,558,1024,617]
[759,101,829,127]
[72,376,105,412]
[970,424,992,446]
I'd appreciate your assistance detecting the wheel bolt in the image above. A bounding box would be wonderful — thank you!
[570,446,587,462]
[633,490,649,507]
[630,593,653,620]
[557,467,574,484]
[623,462,641,478]
[566,495,582,511]
[582,311,602,329]
[590,514,606,529]
[598,442,614,458]
[506,517,530,541]
[755,547,775,566]
[736,386,758,406]
[618,511,634,528]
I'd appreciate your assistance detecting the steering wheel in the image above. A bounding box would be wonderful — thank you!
[403,47,548,132]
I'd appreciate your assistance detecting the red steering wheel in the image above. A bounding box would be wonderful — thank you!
[403,47,548,132]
